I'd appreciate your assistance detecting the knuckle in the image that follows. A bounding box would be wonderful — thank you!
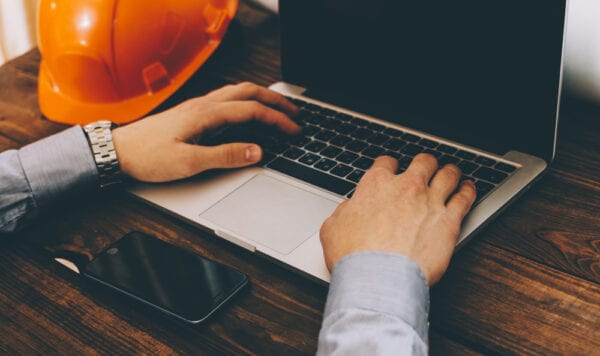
[443,164,461,180]
[249,100,265,115]
[454,193,470,207]
[367,166,388,179]
[238,81,257,92]
[224,147,238,166]
[404,174,427,193]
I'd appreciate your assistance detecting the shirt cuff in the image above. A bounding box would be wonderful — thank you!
[325,251,430,342]
[18,126,99,209]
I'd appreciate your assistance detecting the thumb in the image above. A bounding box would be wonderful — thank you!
[189,142,263,171]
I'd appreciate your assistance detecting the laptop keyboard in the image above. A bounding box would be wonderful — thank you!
[209,97,518,204]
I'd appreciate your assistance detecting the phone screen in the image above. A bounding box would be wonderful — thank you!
[84,232,248,324]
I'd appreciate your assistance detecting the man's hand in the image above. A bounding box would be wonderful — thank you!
[320,154,476,286]
[112,82,300,182]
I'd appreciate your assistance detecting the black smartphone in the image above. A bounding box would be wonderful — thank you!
[82,231,248,324]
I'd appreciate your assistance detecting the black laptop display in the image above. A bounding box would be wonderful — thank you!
[280,0,567,162]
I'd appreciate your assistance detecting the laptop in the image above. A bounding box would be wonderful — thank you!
[129,0,568,283]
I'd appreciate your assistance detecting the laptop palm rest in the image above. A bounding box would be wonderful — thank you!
[200,174,338,255]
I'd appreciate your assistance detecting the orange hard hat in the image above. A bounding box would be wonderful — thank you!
[38,0,238,125]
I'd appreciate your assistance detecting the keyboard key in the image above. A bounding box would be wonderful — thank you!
[351,128,373,140]
[367,122,385,131]
[335,123,356,135]
[437,144,458,154]
[264,140,288,154]
[331,164,354,177]
[384,151,403,159]
[346,190,355,198]
[402,133,421,142]
[419,138,438,148]
[456,150,476,160]
[401,143,423,156]
[438,155,460,166]
[290,135,310,147]
[495,162,517,173]
[315,158,337,171]
[321,118,341,129]
[353,157,374,170]
[283,147,305,160]
[305,140,327,153]
[474,156,497,166]
[347,169,366,183]
[330,135,352,147]
[261,151,276,165]
[475,180,495,194]
[473,167,508,184]
[270,141,289,154]
[398,156,413,171]
[366,133,389,145]
[383,138,405,150]
[383,127,403,137]
[422,149,442,158]
[457,160,479,175]
[315,130,337,141]
[302,125,320,136]
[336,113,353,122]
[268,157,355,195]
[350,117,369,126]
[337,151,359,164]
[346,140,368,153]
[475,181,495,202]
[321,146,342,158]
[362,145,385,158]
[299,153,321,165]
[298,110,320,124]
[320,108,337,117]
[304,103,321,112]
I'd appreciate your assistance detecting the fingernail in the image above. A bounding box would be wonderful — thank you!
[245,145,261,162]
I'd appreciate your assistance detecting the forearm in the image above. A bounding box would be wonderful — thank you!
[0,126,98,233]
[317,252,430,356]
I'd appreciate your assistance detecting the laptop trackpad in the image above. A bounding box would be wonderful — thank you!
[199,174,339,255]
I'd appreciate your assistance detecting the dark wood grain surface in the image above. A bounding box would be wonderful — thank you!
[1,3,599,354]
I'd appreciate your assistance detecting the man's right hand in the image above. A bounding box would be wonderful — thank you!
[319,154,476,286]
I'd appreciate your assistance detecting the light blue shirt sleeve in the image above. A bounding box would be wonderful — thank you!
[0,126,98,233]
[317,252,430,355]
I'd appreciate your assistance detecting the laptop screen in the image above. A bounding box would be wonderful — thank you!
[280,0,567,162]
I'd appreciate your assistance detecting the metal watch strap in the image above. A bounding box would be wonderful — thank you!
[83,120,122,189]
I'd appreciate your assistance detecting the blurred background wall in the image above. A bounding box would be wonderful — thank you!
[0,0,38,66]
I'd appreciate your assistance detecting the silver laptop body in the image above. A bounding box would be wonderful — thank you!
[130,0,568,283]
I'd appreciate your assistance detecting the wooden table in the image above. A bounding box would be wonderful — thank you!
[1,4,599,354]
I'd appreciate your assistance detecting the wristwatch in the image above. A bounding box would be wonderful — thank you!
[82,120,122,189]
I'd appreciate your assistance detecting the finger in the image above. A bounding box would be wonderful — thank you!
[353,156,398,196]
[446,180,477,221]
[404,153,439,183]
[429,164,461,203]
[191,101,301,136]
[369,155,399,175]
[182,142,263,172]
[204,82,300,116]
